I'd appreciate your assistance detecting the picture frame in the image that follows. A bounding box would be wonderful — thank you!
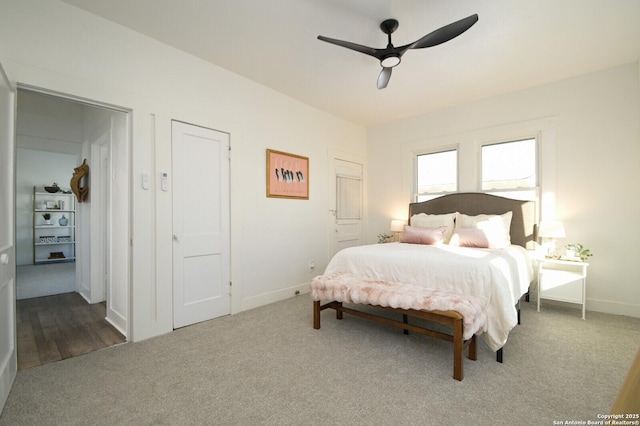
[45,201,57,209]
[266,149,309,199]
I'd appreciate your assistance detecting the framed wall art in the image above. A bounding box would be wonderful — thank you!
[266,149,309,199]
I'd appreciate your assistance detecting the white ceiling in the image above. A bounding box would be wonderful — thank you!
[62,0,640,127]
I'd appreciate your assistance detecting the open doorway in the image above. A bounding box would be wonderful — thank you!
[14,88,129,369]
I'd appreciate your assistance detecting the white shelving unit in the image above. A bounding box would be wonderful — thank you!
[32,185,76,264]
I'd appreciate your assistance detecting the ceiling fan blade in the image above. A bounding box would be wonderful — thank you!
[377,67,392,89]
[317,35,380,59]
[406,14,478,50]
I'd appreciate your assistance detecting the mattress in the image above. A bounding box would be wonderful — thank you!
[323,242,532,350]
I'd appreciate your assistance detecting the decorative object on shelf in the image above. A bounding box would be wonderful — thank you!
[44,182,60,193]
[71,158,89,203]
[42,212,52,225]
[57,236,71,242]
[390,219,405,242]
[266,149,309,199]
[538,220,565,256]
[58,215,69,226]
[377,233,393,244]
[565,243,592,262]
[48,252,65,259]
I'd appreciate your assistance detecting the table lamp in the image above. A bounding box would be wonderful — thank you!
[538,220,565,256]
[390,219,405,242]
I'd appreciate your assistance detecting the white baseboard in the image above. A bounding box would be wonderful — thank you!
[240,282,310,312]
[539,297,640,319]
[105,313,127,339]
[78,289,91,304]
[586,298,640,318]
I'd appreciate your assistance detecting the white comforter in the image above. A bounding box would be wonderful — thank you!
[323,242,532,351]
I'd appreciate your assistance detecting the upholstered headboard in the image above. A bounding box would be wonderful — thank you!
[408,193,537,249]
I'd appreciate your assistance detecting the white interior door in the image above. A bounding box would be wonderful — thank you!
[0,62,17,412]
[330,158,364,258]
[172,121,230,329]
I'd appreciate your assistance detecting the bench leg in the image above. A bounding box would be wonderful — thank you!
[468,335,477,361]
[313,301,321,329]
[453,317,463,381]
[336,302,343,320]
[496,348,503,363]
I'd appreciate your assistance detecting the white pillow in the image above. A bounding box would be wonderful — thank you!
[454,211,513,249]
[410,212,456,243]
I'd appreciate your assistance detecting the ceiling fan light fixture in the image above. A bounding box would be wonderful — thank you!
[380,55,401,68]
[318,14,478,89]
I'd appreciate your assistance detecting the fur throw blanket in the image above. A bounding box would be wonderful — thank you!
[310,272,487,340]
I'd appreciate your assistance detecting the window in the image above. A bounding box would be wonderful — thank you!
[416,149,457,201]
[481,138,537,198]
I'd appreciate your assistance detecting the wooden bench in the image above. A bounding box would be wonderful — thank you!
[310,273,487,381]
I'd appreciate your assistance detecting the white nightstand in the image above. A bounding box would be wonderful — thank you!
[536,258,589,319]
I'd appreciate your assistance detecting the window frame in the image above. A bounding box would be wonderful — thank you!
[478,136,539,200]
[414,146,459,202]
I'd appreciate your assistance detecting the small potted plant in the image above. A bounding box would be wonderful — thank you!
[565,243,592,262]
[42,212,51,225]
[377,233,393,244]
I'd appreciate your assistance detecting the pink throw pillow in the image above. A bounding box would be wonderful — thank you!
[400,226,447,245]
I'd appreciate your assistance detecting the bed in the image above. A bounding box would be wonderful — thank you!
[311,193,537,377]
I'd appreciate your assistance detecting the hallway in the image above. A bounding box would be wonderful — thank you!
[16,292,126,370]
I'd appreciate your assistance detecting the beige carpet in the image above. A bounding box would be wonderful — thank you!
[1,294,638,425]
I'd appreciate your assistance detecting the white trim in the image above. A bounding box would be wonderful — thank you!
[414,147,459,201]
[16,86,132,340]
[478,137,538,191]
[240,282,310,312]
[0,60,17,414]
[543,297,640,319]
[404,117,557,211]
[16,83,129,114]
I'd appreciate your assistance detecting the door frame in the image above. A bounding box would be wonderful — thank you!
[0,61,17,414]
[15,84,132,339]
[328,150,368,258]
[87,138,109,304]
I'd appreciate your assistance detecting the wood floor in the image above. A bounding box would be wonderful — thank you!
[16,292,126,370]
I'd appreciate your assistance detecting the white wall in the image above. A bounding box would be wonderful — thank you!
[0,0,367,341]
[367,63,640,318]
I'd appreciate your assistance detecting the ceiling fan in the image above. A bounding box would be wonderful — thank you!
[317,14,478,89]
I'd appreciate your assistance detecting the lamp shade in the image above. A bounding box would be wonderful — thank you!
[390,219,405,233]
[538,220,566,238]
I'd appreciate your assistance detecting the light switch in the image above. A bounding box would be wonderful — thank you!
[161,172,169,191]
